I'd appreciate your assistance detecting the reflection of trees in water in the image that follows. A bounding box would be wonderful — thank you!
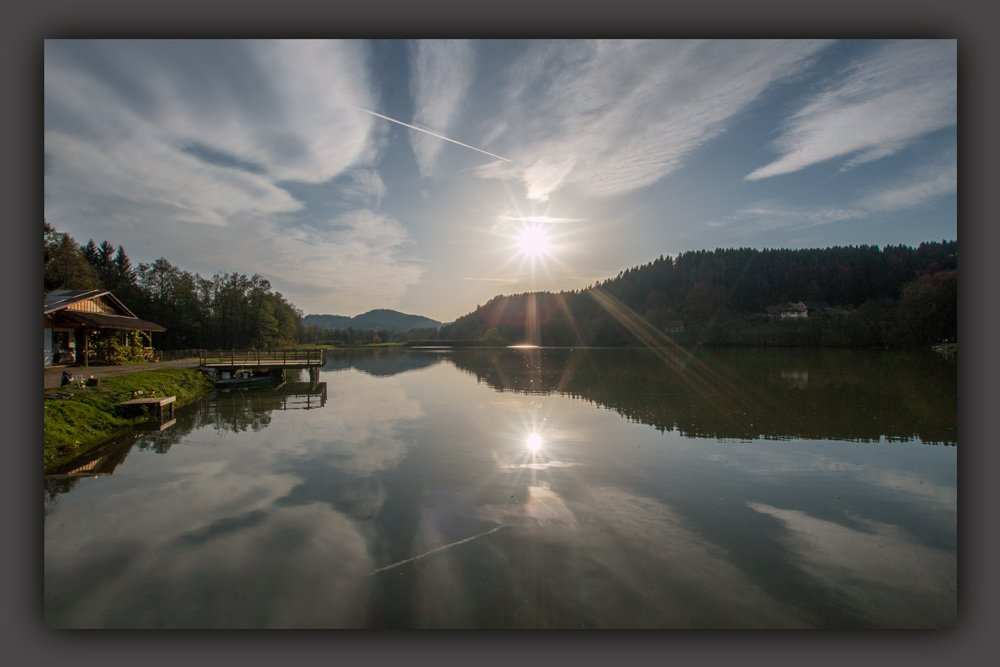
[192,387,327,437]
[448,348,957,445]
[199,390,275,434]
[44,377,330,503]
[44,477,78,513]
[323,347,445,376]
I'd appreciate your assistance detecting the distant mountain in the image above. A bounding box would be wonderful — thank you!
[303,314,354,330]
[303,309,442,333]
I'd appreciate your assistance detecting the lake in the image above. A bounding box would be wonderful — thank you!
[43,346,957,629]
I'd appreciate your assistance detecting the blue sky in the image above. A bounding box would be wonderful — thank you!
[43,39,957,322]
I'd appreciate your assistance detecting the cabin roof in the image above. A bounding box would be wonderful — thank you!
[44,289,165,332]
[44,289,136,317]
[55,310,166,332]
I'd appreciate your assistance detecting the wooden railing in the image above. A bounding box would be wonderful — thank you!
[198,348,326,367]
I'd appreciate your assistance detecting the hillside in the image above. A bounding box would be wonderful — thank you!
[438,241,957,349]
[303,309,442,333]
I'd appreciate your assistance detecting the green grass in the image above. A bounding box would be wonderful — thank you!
[43,369,213,470]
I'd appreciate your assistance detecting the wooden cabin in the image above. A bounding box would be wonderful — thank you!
[43,289,166,367]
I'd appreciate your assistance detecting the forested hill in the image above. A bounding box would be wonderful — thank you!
[303,309,442,333]
[440,242,957,348]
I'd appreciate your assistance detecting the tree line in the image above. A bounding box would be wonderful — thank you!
[298,323,440,347]
[45,217,957,351]
[436,242,957,349]
[44,220,301,350]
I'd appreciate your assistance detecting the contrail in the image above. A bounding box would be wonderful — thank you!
[353,107,512,163]
[366,525,507,577]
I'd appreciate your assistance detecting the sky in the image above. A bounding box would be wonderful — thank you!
[43,39,957,323]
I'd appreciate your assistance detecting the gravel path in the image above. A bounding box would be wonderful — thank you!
[44,358,202,390]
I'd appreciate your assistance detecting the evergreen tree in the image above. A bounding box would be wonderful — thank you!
[113,246,134,285]
[44,221,101,295]
[96,240,116,286]
[82,239,99,268]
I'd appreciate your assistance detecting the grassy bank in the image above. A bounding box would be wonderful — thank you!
[43,369,213,470]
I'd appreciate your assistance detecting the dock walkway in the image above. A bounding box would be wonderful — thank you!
[118,395,176,421]
[198,348,326,371]
[198,349,326,383]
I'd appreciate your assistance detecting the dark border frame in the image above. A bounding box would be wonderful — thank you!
[10,3,994,665]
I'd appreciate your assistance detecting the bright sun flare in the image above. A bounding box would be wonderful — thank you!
[527,433,542,452]
[518,226,551,258]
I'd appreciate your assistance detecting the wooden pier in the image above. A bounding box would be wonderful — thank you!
[198,348,326,383]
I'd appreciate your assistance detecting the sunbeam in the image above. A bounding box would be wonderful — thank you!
[586,287,779,425]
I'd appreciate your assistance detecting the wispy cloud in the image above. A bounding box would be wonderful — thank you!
[44,40,421,314]
[474,40,831,201]
[44,130,303,229]
[710,201,865,234]
[45,40,381,224]
[462,276,522,283]
[336,167,388,207]
[748,503,955,627]
[714,146,956,236]
[746,40,956,181]
[302,370,425,474]
[258,210,425,314]
[496,215,586,225]
[856,148,957,213]
[491,213,586,233]
[477,485,805,627]
[407,40,481,174]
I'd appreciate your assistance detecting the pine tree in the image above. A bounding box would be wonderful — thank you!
[113,245,134,285]
[82,239,99,268]
[96,240,116,286]
[43,222,101,294]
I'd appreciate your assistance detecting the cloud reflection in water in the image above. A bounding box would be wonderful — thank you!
[748,503,956,628]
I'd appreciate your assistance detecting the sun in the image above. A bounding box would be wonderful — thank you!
[517,225,552,259]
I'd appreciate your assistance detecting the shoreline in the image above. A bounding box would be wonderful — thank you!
[43,367,214,471]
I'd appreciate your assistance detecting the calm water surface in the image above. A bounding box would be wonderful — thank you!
[44,347,957,628]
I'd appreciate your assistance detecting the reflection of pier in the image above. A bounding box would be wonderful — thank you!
[215,380,328,410]
[277,381,328,410]
[207,372,328,434]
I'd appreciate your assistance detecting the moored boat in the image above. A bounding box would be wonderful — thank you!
[214,370,277,388]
